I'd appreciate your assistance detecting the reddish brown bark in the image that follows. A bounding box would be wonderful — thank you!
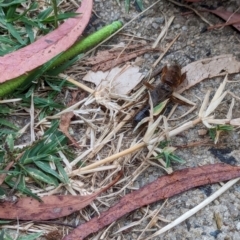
[0,172,121,220]
[63,163,240,240]
[0,0,92,83]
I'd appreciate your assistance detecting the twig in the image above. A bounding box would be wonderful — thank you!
[168,0,213,26]
[146,178,240,239]
[152,33,181,68]
[208,20,240,30]
[59,73,94,94]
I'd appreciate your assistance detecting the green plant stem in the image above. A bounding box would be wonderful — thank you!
[0,21,123,98]
[51,0,58,28]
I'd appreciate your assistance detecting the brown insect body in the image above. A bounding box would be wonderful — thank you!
[134,64,186,124]
[161,64,186,88]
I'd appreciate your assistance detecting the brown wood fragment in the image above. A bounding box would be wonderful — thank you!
[0,172,122,220]
[91,48,161,72]
[63,163,240,240]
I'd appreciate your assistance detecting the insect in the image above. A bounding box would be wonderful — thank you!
[134,64,186,124]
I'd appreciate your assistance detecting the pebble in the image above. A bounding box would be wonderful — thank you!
[182,26,188,31]
[174,24,181,29]
[236,222,240,231]
[154,17,165,24]
[152,22,160,29]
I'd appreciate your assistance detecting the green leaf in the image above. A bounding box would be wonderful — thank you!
[136,0,144,11]
[0,106,12,114]
[0,220,12,225]
[7,2,38,23]
[17,232,43,240]
[6,134,14,152]
[33,96,64,109]
[157,148,185,168]
[0,0,26,7]
[6,4,18,20]
[25,166,59,186]
[6,22,25,45]
[34,160,64,183]
[153,99,169,116]
[25,23,34,43]
[45,78,64,92]
[0,230,4,240]
[0,129,17,137]
[125,0,130,13]
[21,154,50,165]
[55,160,69,183]
[47,54,83,76]
[5,175,41,201]
[41,12,80,23]
[37,7,53,20]
[0,118,19,130]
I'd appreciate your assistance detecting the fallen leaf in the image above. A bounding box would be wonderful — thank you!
[83,64,143,95]
[91,48,160,71]
[0,161,14,185]
[86,43,146,66]
[205,8,240,32]
[177,54,240,93]
[0,0,92,83]
[0,172,121,220]
[60,91,85,148]
[63,163,240,240]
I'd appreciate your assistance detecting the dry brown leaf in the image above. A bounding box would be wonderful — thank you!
[177,54,240,93]
[63,163,240,240]
[59,91,85,148]
[0,0,92,83]
[83,64,143,95]
[92,48,160,71]
[0,172,121,220]
[86,43,147,66]
[205,8,240,32]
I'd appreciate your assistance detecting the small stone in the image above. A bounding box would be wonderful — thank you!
[174,24,181,29]
[236,222,240,231]
[152,22,160,29]
[198,129,208,136]
[155,17,165,24]
[182,26,188,31]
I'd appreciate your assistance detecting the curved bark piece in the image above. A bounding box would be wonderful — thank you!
[63,163,240,240]
[205,8,240,32]
[0,172,122,220]
[0,0,92,83]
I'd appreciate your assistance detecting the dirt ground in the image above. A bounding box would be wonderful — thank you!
[84,0,240,240]
[3,0,240,239]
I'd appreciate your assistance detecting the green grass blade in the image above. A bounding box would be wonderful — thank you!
[5,176,41,201]
[34,160,65,183]
[0,0,25,7]
[55,160,69,183]
[6,4,18,20]
[125,0,130,13]
[41,12,80,23]
[17,232,44,240]
[25,23,34,43]
[0,220,12,225]
[136,0,144,11]
[0,118,19,130]
[25,166,59,186]
[6,22,25,44]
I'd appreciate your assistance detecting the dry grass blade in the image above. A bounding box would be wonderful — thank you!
[146,178,240,239]
[153,33,181,67]
[152,16,175,48]
[168,0,213,26]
